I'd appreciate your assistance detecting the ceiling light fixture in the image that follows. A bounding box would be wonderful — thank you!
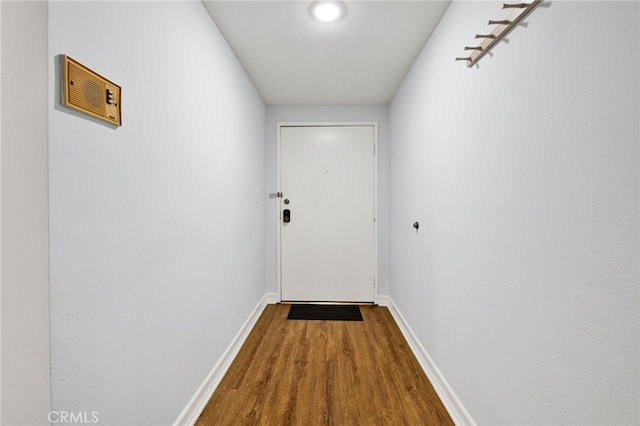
[309,1,346,23]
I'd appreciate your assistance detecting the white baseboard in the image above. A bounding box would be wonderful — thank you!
[174,293,277,426]
[375,294,391,306]
[264,292,279,304]
[386,297,475,426]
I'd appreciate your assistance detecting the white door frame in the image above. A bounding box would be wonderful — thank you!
[275,122,379,303]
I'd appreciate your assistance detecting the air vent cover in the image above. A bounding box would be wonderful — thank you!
[62,55,121,126]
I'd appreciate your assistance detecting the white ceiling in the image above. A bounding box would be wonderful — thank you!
[202,1,451,105]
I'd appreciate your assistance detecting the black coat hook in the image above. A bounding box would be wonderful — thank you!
[413,222,419,230]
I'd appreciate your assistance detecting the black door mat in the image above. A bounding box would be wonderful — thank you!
[287,304,363,321]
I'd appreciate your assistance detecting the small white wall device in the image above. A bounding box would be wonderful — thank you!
[61,55,122,126]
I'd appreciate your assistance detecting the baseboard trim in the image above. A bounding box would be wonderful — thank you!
[264,292,279,304]
[386,297,475,426]
[174,293,277,426]
[375,294,391,306]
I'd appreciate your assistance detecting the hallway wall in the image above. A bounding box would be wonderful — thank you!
[389,1,639,424]
[1,2,51,424]
[48,2,265,424]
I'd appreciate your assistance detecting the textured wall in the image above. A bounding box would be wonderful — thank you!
[389,1,639,424]
[1,2,51,424]
[49,2,265,424]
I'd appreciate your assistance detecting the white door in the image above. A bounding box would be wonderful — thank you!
[279,125,376,302]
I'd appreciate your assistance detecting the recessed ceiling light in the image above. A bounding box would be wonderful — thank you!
[309,1,346,23]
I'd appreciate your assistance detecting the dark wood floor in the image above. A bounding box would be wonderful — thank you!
[196,304,453,426]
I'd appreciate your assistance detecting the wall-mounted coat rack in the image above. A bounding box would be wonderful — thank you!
[456,1,542,68]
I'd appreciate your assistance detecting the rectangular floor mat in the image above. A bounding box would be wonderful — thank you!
[286,304,363,321]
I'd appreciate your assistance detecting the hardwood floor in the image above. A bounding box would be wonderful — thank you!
[196,304,453,426]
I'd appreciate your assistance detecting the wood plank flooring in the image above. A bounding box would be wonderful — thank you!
[196,304,453,426]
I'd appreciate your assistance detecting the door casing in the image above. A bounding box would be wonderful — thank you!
[275,122,379,303]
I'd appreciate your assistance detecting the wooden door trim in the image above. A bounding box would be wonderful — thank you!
[275,122,379,303]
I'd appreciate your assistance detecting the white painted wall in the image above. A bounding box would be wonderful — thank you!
[264,105,389,297]
[48,2,265,424]
[389,1,639,424]
[1,1,51,424]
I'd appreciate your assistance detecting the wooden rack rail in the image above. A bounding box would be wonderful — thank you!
[456,1,542,68]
